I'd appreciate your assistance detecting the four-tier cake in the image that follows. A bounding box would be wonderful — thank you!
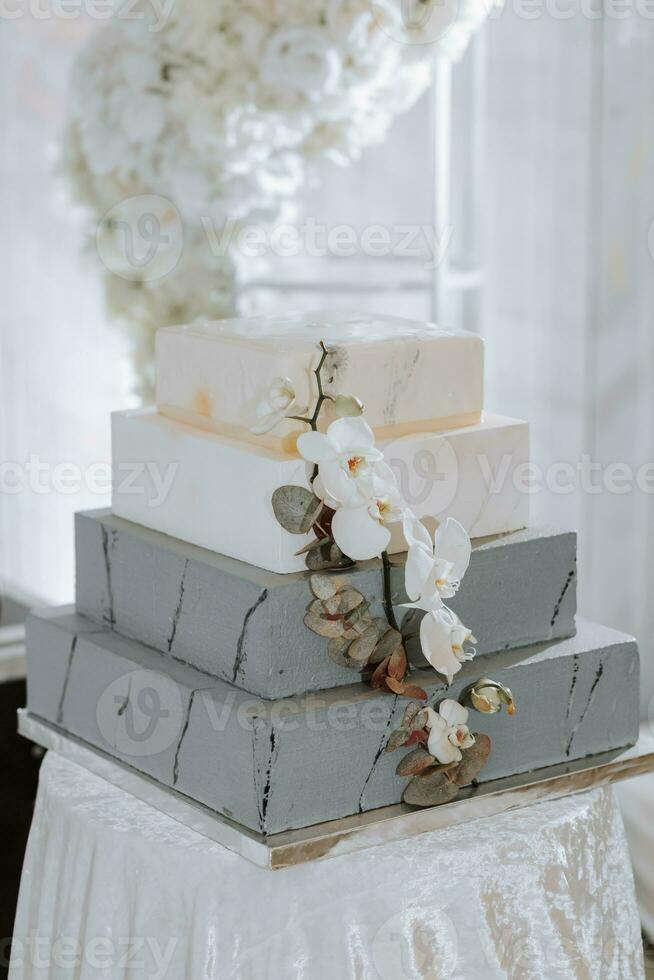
[25,311,640,836]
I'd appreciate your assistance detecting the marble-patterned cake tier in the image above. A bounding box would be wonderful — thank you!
[156,311,484,453]
[76,509,577,699]
[26,609,639,835]
[111,409,529,574]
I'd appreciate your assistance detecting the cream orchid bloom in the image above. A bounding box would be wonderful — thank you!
[424,700,475,765]
[250,377,298,434]
[419,606,477,684]
[331,469,405,560]
[403,515,472,612]
[468,680,516,716]
[297,416,385,507]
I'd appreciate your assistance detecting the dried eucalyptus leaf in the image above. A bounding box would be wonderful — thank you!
[348,625,380,663]
[396,747,439,777]
[368,645,390,666]
[370,655,391,689]
[306,541,355,571]
[337,588,365,615]
[310,575,338,600]
[413,709,429,730]
[322,595,343,616]
[385,676,405,695]
[403,684,429,701]
[272,486,323,534]
[343,600,371,627]
[327,638,361,670]
[342,612,374,640]
[405,728,429,747]
[385,727,410,753]
[373,629,403,664]
[403,770,460,808]
[402,701,423,729]
[304,609,345,639]
[387,646,408,681]
[453,734,492,787]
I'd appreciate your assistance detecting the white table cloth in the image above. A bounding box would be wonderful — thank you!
[9,753,645,980]
[618,772,654,940]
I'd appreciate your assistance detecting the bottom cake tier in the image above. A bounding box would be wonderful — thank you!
[26,607,639,835]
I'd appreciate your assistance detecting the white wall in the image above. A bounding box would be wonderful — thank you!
[0,19,133,605]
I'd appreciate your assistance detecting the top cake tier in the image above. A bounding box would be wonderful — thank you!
[156,310,484,453]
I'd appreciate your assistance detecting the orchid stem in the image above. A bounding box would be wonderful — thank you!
[382,551,399,633]
[309,341,333,431]
[298,340,333,485]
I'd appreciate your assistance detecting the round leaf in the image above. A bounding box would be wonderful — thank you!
[453,734,492,787]
[403,769,460,807]
[310,574,338,600]
[387,646,408,680]
[402,701,424,729]
[348,625,380,663]
[402,684,429,701]
[396,747,439,777]
[337,588,365,615]
[306,541,355,571]
[373,628,403,664]
[385,727,410,753]
[304,606,345,639]
[272,486,322,534]
[327,638,361,670]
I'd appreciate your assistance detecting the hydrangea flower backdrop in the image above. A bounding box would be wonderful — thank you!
[62,0,499,396]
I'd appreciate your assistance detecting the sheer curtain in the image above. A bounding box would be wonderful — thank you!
[481,1,654,930]
[0,20,132,606]
[482,2,654,710]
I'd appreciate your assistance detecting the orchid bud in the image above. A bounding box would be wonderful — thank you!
[464,679,516,716]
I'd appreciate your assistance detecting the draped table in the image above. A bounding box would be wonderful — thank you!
[9,753,645,980]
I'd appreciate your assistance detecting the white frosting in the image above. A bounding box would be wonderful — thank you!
[155,310,484,450]
[112,410,528,574]
[174,310,468,352]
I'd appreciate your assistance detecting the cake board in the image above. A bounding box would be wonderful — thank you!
[18,711,654,872]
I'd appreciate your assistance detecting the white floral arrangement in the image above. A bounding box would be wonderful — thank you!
[250,342,516,807]
[61,0,501,396]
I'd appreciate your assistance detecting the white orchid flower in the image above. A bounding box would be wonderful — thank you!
[311,473,340,512]
[419,606,477,684]
[404,515,472,613]
[331,471,405,560]
[297,416,385,507]
[424,700,475,765]
[250,377,298,434]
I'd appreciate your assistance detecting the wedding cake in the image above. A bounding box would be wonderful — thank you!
[25,311,640,835]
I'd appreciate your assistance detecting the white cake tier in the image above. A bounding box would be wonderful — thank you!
[112,409,529,574]
[155,311,484,453]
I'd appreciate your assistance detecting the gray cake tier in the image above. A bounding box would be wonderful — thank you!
[26,607,637,836]
[75,509,577,699]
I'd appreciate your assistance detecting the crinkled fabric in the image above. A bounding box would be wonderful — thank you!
[9,753,644,979]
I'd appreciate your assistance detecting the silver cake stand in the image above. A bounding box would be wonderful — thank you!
[17,710,654,871]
